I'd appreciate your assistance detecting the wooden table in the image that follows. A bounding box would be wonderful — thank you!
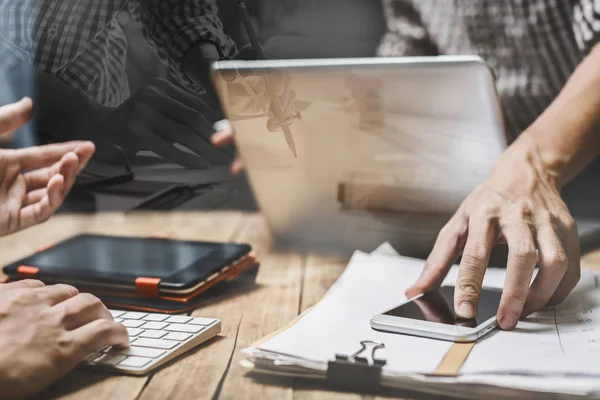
[1,211,599,400]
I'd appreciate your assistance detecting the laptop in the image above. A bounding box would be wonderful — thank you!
[210,57,541,257]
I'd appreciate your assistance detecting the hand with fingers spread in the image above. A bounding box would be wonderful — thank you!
[0,98,95,236]
[405,40,600,330]
[406,136,581,331]
[80,78,232,170]
[0,280,128,398]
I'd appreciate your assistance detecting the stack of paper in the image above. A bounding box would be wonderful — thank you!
[243,244,600,398]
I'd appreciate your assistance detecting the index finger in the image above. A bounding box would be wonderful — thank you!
[454,216,498,319]
[497,221,537,330]
[65,319,129,363]
[11,141,92,171]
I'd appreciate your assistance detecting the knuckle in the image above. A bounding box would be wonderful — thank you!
[56,333,77,355]
[474,204,500,219]
[561,216,577,233]
[462,245,488,266]
[456,280,481,301]
[512,243,537,262]
[11,289,40,305]
[545,251,569,271]
[20,279,45,288]
[96,318,118,334]
[79,292,103,307]
[502,288,529,305]
[511,201,533,220]
[54,284,79,297]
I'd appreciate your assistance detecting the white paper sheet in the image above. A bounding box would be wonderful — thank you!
[259,251,453,373]
[258,244,600,380]
[462,270,600,376]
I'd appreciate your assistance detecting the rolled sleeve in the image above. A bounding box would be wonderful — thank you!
[573,0,600,54]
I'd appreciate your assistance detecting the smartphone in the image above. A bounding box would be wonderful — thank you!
[370,285,502,342]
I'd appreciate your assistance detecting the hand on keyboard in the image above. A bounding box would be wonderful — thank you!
[0,280,128,399]
[84,310,221,374]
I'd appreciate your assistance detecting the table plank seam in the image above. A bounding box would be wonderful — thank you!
[228,213,251,243]
[134,373,155,400]
[212,315,244,400]
[297,255,308,316]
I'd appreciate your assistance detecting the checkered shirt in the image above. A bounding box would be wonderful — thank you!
[0,0,236,107]
[378,0,600,140]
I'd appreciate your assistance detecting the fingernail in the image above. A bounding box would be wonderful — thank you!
[457,302,475,318]
[499,314,519,330]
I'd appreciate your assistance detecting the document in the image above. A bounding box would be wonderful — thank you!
[246,243,600,397]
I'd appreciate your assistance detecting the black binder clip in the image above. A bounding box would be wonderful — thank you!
[326,340,387,391]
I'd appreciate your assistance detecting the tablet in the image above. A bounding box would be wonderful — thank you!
[3,234,254,299]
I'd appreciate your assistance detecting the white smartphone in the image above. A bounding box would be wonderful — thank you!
[370,285,502,342]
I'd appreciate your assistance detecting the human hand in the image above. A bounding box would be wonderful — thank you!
[84,78,231,169]
[406,137,580,330]
[0,280,128,399]
[211,121,243,175]
[0,98,95,236]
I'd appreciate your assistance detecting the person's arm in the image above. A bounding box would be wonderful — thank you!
[0,98,96,235]
[132,0,236,89]
[522,43,600,188]
[407,40,600,331]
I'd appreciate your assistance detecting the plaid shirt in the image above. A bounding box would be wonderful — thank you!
[0,0,236,107]
[379,0,600,140]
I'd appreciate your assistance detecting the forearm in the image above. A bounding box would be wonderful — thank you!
[182,42,221,85]
[509,43,600,189]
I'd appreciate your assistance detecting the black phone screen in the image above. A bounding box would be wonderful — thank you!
[383,286,502,327]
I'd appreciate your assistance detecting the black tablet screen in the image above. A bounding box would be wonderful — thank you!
[24,236,216,279]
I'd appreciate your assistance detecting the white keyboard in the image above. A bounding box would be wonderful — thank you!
[83,310,221,375]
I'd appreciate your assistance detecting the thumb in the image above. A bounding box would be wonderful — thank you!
[0,97,33,135]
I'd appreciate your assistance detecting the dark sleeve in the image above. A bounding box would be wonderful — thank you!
[130,0,237,91]
[573,0,600,54]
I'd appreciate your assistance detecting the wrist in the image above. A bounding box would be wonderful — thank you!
[493,131,564,190]
[183,43,220,85]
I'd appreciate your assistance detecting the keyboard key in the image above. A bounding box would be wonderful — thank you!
[166,323,203,333]
[95,354,127,366]
[164,332,192,342]
[165,316,192,324]
[110,346,166,359]
[141,322,169,330]
[126,328,144,337]
[110,310,125,318]
[122,312,147,320]
[118,356,151,368]
[122,320,145,328]
[140,330,167,339]
[189,317,216,326]
[114,318,124,323]
[134,338,179,350]
[143,314,169,322]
